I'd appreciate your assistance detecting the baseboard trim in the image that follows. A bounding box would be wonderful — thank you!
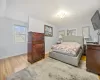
[0,52,50,60]
[0,53,27,60]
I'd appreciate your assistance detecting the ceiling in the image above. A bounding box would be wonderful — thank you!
[4,0,100,27]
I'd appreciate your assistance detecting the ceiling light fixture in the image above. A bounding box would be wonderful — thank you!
[56,10,70,19]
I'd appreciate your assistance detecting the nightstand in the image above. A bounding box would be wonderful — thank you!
[86,44,100,74]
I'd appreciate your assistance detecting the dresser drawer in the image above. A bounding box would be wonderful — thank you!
[86,44,100,74]
[87,45,100,50]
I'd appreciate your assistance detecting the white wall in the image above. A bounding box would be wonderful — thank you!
[58,16,98,42]
[0,17,28,59]
[0,1,58,59]
[0,16,58,59]
[29,17,58,53]
[0,0,6,17]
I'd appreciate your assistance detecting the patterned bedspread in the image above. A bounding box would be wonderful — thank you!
[51,42,81,57]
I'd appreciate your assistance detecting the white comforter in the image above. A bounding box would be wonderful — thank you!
[51,42,81,57]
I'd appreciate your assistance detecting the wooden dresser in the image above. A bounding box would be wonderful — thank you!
[86,44,100,74]
[27,32,45,63]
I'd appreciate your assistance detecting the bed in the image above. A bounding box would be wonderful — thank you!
[49,36,84,66]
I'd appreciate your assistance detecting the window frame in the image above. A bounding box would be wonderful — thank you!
[14,24,27,43]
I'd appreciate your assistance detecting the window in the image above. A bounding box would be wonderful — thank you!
[82,27,90,38]
[14,25,27,43]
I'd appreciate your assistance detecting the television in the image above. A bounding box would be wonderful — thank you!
[91,10,100,30]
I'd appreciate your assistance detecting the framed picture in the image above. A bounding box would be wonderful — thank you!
[67,29,77,36]
[59,30,65,37]
[82,26,90,38]
[44,25,53,37]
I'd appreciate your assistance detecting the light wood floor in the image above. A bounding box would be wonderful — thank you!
[0,54,99,80]
[0,54,31,80]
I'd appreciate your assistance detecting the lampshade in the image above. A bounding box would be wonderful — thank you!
[59,35,62,39]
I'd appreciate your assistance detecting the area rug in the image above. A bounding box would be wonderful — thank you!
[7,57,99,80]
